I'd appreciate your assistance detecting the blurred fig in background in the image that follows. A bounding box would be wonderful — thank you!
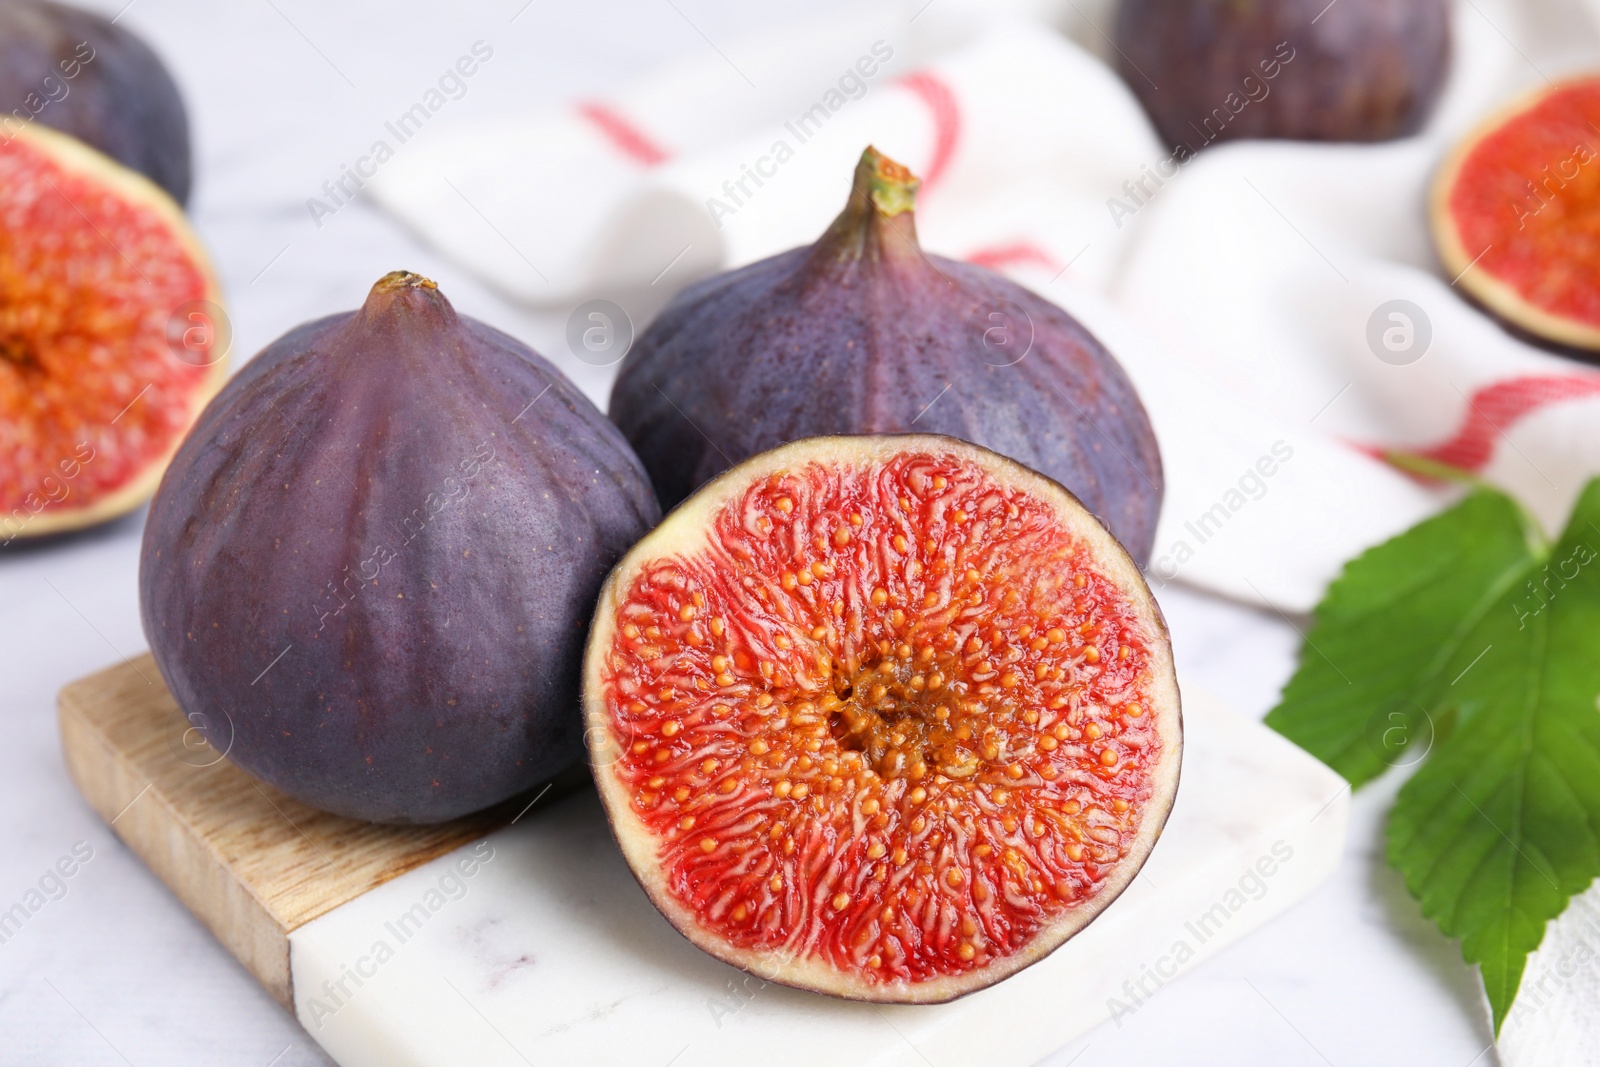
[0,122,221,545]
[1114,0,1451,151]
[0,0,192,203]
[1433,75,1600,360]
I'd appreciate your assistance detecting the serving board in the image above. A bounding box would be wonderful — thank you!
[60,655,1349,1067]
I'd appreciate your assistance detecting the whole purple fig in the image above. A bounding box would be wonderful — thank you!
[141,273,661,823]
[0,0,192,203]
[1114,0,1451,150]
[609,147,1163,566]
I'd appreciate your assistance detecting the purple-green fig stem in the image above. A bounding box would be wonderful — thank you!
[822,146,923,260]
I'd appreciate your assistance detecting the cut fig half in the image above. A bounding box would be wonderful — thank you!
[1433,75,1600,354]
[1,121,223,542]
[583,435,1182,1002]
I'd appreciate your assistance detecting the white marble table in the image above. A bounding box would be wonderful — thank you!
[0,1,1502,1064]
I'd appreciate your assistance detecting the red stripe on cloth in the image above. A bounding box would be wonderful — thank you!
[576,102,670,167]
[897,72,961,191]
[1410,374,1600,472]
[964,242,1061,273]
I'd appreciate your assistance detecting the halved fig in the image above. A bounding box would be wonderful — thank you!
[583,435,1181,1002]
[1,122,222,544]
[1433,75,1600,354]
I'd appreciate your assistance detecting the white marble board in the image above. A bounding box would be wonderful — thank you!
[291,685,1348,1067]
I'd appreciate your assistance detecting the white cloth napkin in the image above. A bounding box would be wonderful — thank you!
[370,0,1600,614]
[368,2,1600,1058]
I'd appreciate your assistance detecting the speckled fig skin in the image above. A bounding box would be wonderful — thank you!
[140,273,661,824]
[1115,0,1451,150]
[609,147,1163,567]
[0,0,191,203]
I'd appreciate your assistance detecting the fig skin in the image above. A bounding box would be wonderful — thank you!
[140,273,661,824]
[0,0,191,203]
[1115,0,1451,150]
[610,147,1164,567]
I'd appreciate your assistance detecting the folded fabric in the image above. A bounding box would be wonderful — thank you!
[364,1,927,301]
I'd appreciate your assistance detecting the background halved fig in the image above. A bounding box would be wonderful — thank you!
[0,121,221,545]
[1433,75,1600,358]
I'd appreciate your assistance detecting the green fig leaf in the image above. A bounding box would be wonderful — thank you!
[1266,479,1600,1031]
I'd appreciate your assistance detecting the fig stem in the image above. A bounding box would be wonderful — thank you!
[1381,449,1480,486]
[859,146,919,218]
[1384,449,1550,552]
[374,270,439,293]
[821,146,923,261]
[352,271,456,336]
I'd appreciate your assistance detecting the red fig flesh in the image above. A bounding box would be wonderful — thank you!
[0,122,220,543]
[584,435,1181,1001]
[1432,76,1600,356]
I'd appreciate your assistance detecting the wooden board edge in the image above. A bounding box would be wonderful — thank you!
[56,656,598,1014]
[58,667,298,1011]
